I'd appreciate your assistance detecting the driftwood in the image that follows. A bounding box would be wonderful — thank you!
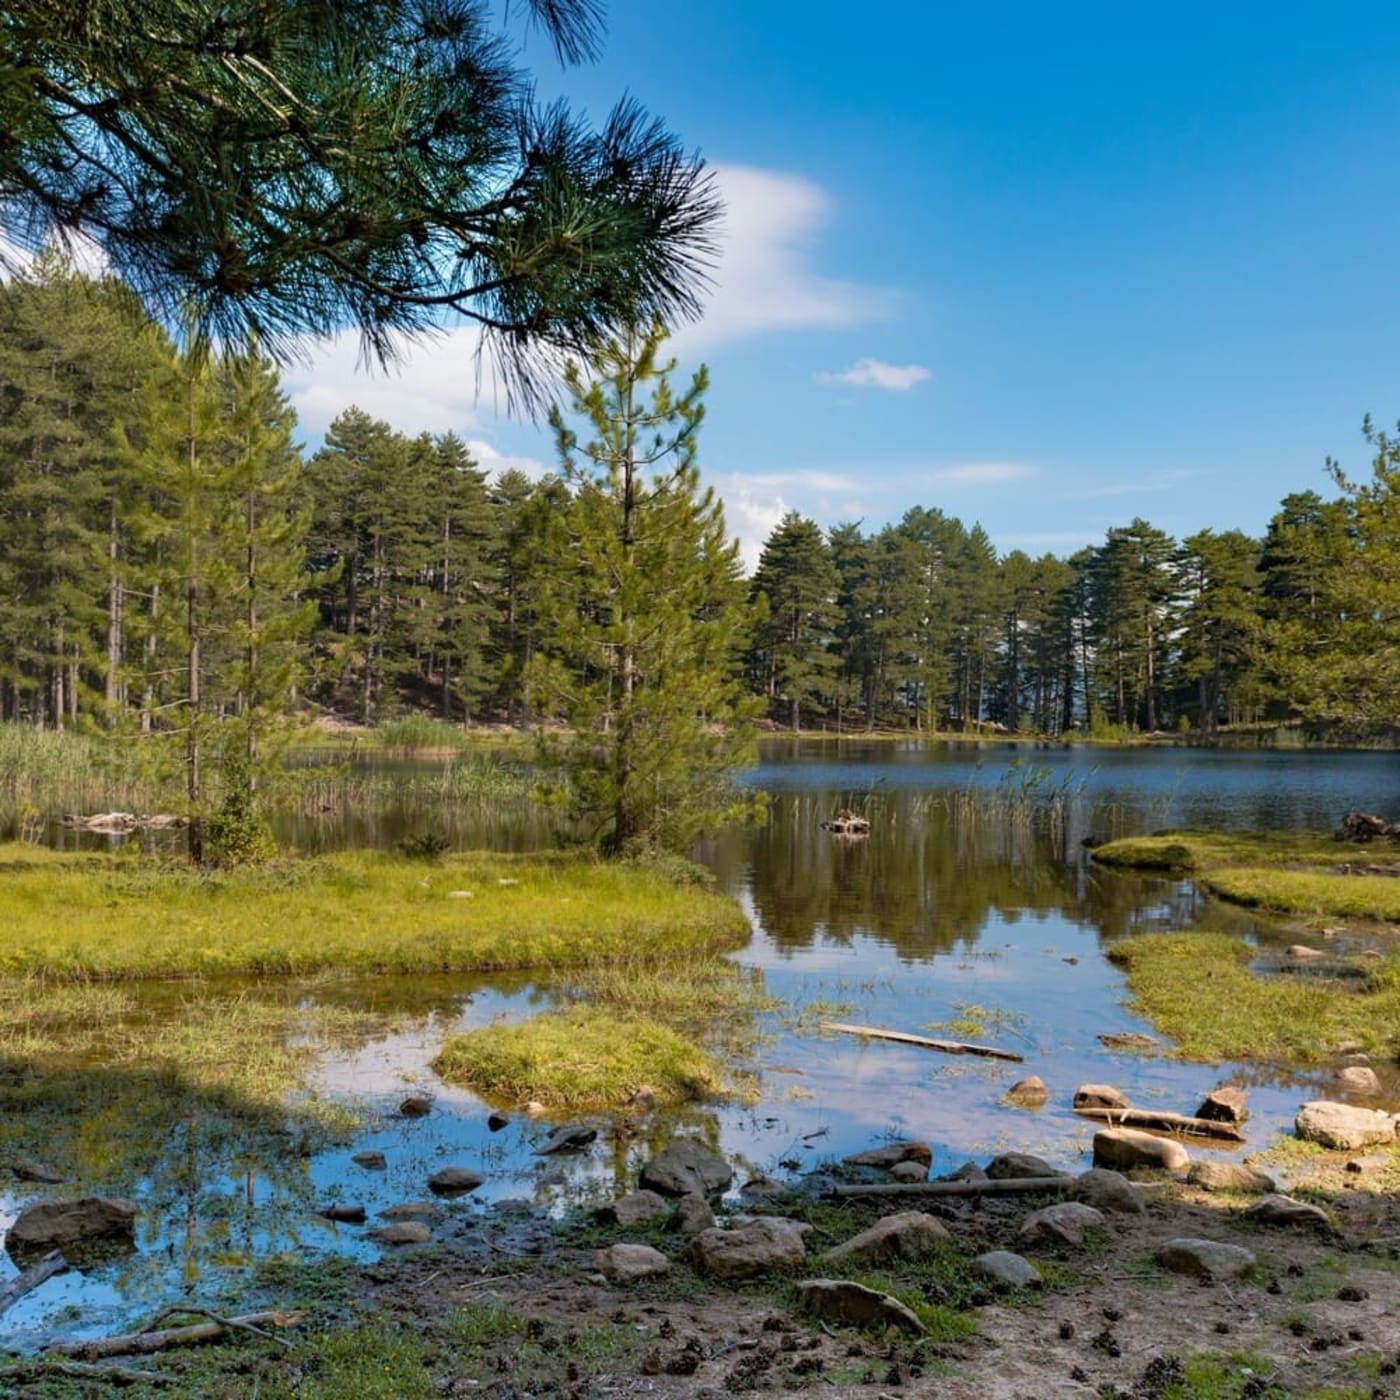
[0,1248,69,1318]
[52,1309,304,1360]
[0,1359,169,1386]
[820,810,870,836]
[831,1175,1072,1200]
[820,1021,1024,1063]
[1071,1106,1245,1142]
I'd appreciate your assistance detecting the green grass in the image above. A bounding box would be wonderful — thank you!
[431,1004,725,1108]
[1107,931,1400,1063]
[1202,865,1400,921]
[0,845,748,979]
[1091,830,1348,871]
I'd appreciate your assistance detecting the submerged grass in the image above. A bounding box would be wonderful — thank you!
[0,844,748,979]
[431,1004,724,1109]
[1107,931,1400,1063]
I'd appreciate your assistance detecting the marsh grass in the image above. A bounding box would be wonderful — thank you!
[431,1005,725,1108]
[1107,932,1400,1062]
[0,844,748,978]
[1091,830,1350,872]
[1202,866,1400,921]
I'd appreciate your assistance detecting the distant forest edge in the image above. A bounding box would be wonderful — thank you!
[3,263,1397,748]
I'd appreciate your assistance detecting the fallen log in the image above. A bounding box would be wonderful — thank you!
[1071,1106,1245,1142]
[52,1309,304,1360]
[819,1022,1024,1063]
[0,1359,169,1386]
[0,1249,69,1318]
[831,1175,1072,1200]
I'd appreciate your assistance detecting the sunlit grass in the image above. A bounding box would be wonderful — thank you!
[1091,830,1349,872]
[1202,866,1400,922]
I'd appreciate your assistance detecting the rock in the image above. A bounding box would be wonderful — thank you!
[1196,1086,1249,1124]
[974,1251,1042,1289]
[740,1175,788,1201]
[842,1140,933,1171]
[351,1151,387,1170]
[797,1279,926,1335]
[399,1093,433,1117]
[1074,1083,1131,1111]
[1072,1169,1144,1215]
[595,1243,672,1282]
[597,1190,670,1228]
[1295,1100,1398,1151]
[10,1159,67,1185]
[1336,1066,1383,1096]
[985,1152,1060,1180]
[379,1202,446,1223]
[427,1167,484,1196]
[7,1197,136,1251]
[1006,1076,1049,1106]
[639,1140,733,1196]
[675,1193,716,1236]
[317,1205,366,1224]
[938,1160,989,1184]
[891,1161,928,1183]
[1018,1202,1105,1246]
[624,1085,658,1111]
[819,1212,951,1268]
[692,1217,808,1280]
[1186,1162,1276,1195]
[1245,1194,1331,1230]
[532,1125,597,1155]
[1093,1128,1190,1174]
[523,1101,547,1117]
[1287,944,1327,961]
[487,1112,510,1131]
[369,1221,432,1246]
[1156,1238,1256,1281]
[1098,1032,1158,1051]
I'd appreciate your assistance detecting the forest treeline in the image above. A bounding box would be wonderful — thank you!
[2,264,1397,751]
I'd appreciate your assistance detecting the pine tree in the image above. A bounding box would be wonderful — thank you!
[1176,529,1262,733]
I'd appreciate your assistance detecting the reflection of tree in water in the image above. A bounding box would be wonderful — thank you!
[710,790,1194,957]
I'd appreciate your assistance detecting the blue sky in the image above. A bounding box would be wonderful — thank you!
[285,2,1400,568]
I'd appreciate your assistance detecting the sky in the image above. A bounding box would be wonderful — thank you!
[283,2,1400,570]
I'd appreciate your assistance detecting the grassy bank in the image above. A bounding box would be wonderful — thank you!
[1107,931,1400,1063]
[1090,830,1347,871]
[0,845,749,979]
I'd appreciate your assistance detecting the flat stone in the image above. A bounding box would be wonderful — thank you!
[595,1242,671,1282]
[819,1212,950,1268]
[427,1167,484,1196]
[7,1197,136,1251]
[693,1217,808,1280]
[1072,1168,1144,1214]
[890,1160,928,1183]
[740,1175,788,1201]
[10,1160,67,1185]
[938,1160,989,1184]
[842,1140,933,1171]
[1074,1083,1131,1111]
[1296,1101,1398,1151]
[1187,1162,1276,1195]
[1018,1202,1105,1246]
[797,1279,926,1335]
[533,1125,598,1155]
[369,1221,432,1246]
[597,1190,670,1228]
[399,1094,433,1117]
[351,1151,387,1170]
[985,1152,1060,1180]
[1336,1066,1383,1096]
[675,1193,716,1236]
[1006,1076,1049,1106]
[1245,1194,1331,1230]
[1093,1128,1189,1175]
[974,1250,1042,1289]
[379,1202,445,1223]
[1156,1238,1256,1281]
[1098,1032,1158,1051]
[317,1205,366,1224]
[639,1140,733,1196]
[1197,1086,1249,1124]
[1287,944,1327,960]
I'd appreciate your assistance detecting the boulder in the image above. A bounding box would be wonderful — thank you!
[7,1197,136,1251]
[487,1111,511,1131]
[891,1160,928,1183]
[1006,1076,1049,1106]
[937,1160,989,1184]
[595,1243,672,1282]
[842,1140,933,1171]
[819,1212,950,1268]
[1245,1194,1331,1230]
[1018,1202,1105,1246]
[693,1217,808,1280]
[1295,1101,1398,1151]
[380,1202,445,1223]
[640,1140,733,1196]
[1156,1238,1256,1281]
[985,1152,1060,1180]
[427,1167,484,1196]
[974,1251,1042,1289]
[1186,1162,1276,1195]
[1072,1169,1144,1215]
[399,1093,433,1117]
[1092,1128,1189,1174]
[1336,1066,1383,1096]
[797,1279,926,1335]
[369,1221,432,1246]
[1196,1086,1249,1124]
[675,1193,716,1236]
[351,1151,387,1170]
[597,1190,670,1228]
[1074,1084,1131,1111]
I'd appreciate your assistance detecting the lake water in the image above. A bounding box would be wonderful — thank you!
[4,741,1398,1346]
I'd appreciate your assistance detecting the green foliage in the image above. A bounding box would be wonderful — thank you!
[204,786,278,868]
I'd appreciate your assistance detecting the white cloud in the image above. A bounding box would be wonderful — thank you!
[743,469,861,493]
[817,357,930,392]
[929,462,1036,485]
[465,438,550,483]
[708,473,791,573]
